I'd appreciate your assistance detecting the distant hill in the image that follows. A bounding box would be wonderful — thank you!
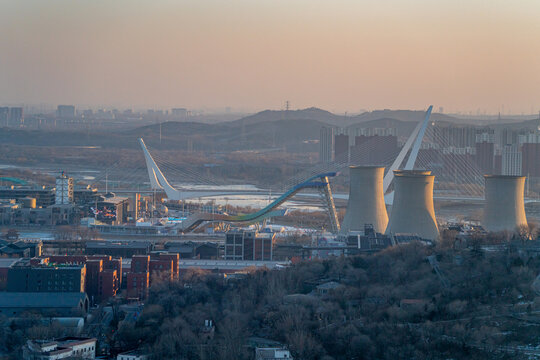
[224,107,343,126]
[349,109,460,124]
[4,108,535,154]
[489,118,540,130]
[226,107,470,128]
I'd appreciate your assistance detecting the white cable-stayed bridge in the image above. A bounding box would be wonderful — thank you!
[87,105,538,232]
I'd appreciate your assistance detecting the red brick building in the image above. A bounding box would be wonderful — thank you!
[127,255,150,299]
[45,254,122,304]
[154,253,179,277]
[126,272,149,300]
[149,259,174,283]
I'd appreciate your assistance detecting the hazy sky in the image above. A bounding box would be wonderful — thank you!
[1,0,539,114]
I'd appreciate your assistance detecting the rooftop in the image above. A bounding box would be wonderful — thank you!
[0,292,88,308]
[99,196,129,205]
[86,241,152,249]
[0,258,21,268]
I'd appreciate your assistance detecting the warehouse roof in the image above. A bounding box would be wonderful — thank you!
[0,292,88,308]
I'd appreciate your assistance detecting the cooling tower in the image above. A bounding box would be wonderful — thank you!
[483,175,528,233]
[341,166,388,234]
[385,170,439,240]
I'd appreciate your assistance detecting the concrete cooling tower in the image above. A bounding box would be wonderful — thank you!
[385,170,439,240]
[483,175,528,233]
[341,166,388,234]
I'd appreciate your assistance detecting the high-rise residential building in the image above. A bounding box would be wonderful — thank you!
[334,133,349,163]
[502,144,522,176]
[432,125,476,148]
[350,135,398,165]
[475,140,495,174]
[8,107,23,126]
[441,148,475,179]
[56,173,74,204]
[0,107,8,126]
[354,127,396,137]
[171,108,187,117]
[57,105,76,118]
[521,138,540,177]
[499,128,520,147]
[319,126,334,162]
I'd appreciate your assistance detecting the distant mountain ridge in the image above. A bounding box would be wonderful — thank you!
[1,108,537,153]
[224,107,343,126]
[224,107,470,127]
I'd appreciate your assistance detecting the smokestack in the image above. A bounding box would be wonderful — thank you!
[341,166,388,234]
[483,175,528,233]
[386,170,439,240]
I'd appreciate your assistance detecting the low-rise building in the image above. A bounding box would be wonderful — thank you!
[164,241,220,260]
[23,337,96,360]
[7,260,86,293]
[0,186,55,207]
[0,240,42,258]
[315,281,342,296]
[96,194,129,225]
[86,241,153,257]
[0,292,89,317]
[0,258,20,290]
[48,255,122,304]
[255,347,294,360]
[225,230,275,261]
[117,349,150,360]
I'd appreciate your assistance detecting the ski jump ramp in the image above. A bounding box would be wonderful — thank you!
[140,138,340,231]
[139,105,434,231]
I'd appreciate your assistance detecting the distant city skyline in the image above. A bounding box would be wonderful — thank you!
[1,0,539,114]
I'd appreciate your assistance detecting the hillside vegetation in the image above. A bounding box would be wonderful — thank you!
[113,241,540,359]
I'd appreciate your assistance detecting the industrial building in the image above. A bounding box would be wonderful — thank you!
[346,225,393,252]
[164,241,220,259]
[85,241,153,257]
[483,175,528,233]
[0,292,90,317]
[55,173,74,204]
[341,166,388,234]
[96,193,130,225]
[0,186,55,207]
[385,170,439,240]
